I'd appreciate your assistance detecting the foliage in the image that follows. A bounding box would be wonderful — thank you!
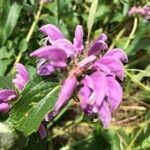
[0,0,150,149]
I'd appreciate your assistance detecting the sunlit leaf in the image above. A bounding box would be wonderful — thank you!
[8,75,60,136]
[87,0,98,40]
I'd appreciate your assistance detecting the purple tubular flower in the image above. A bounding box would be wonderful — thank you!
[38,124,47,139]
[30,23,128,129]
[37,63,55,76]
[144,6,150,15]
[128,6,150,21]
[78,55,96,68]
[144,6,150,20]
[128,6,145,16]
[88,33,108,56]
[79,82,92,110]
[52,39,75,58]
[12,63,30,91]
[0,90,16,102]
[73,25,84,55]
[39,24,64,42]
[78,71,112,127]
[97,56,124,80]
[106,76,123,112]
[98,101,111,128]
[30,46,67,68]
[90,71,107,106]
[0,103,10,113]
[53,77,78,115]
[105,48,128,63]
[96,33,107,41]
[79,71,107,111]
[93,63,112,76]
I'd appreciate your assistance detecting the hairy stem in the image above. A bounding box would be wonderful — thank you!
[127,120,150,150]
[124,17,138,50]
[109,28,126,49]
[11,0,45,73]
[125,69,150,91]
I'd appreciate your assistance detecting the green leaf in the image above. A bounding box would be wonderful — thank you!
[0,75,14,89]
[133,65,150,82]
[23,132,47,150]
[87,0,98,40]
[0,1,22,45]
[101,129,122,150]
[0,59,12,76]
[8,75,60,136]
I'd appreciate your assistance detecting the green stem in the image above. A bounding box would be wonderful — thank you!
[146,0,150,5]
[11,0,45,73]
[127,120,150,150]
[109,28,126,49]
[124,17,138,50]
[125,69,150,91]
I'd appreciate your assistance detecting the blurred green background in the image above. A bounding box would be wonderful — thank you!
[0,0,150,149]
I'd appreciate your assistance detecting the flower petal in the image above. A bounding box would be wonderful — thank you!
[98,101,111,128]
[93,63,112,75]
[78,55,96,68]
[105,48,128,63]
[39,24,64,42]
[73,25,84,55]
[97,56,124,80]
[83,75,94,90]
[106,76,123,112]
[90,71,107,106]
[52,39,75,58]
[45,112,53,121]
[53,77,78,115]
[88,40,108,56]
[38,124,47,139]
[79,84,91,110]
[37,63,55,76]
[96,33,107,42]
[30,46,67,68]
[0,89,16,102]
[30,46,63,59]
[12,63,30,90]
[128,6,145,16]
[0,103,10,113]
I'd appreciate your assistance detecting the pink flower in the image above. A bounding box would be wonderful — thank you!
[13,63,30,91]
[0,63,30,113]
[30,24,84,75]
[31,24,128,128]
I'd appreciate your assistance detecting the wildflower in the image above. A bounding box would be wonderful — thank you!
[0,63,46,138]
[0,63,29,113]
[0,103,10,113]
[38,124,47,139]
[128,6,145,16]
[30,24,128,127]
[30,24,84,75]
[0,89,16,102]
[128,6,150,20]
[88,33,108,56]
[12,63,30,91]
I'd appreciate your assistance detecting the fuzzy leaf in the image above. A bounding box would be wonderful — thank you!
[0,2,22,45]
[8,75,60,136]
[0,76,14,89]
[87,0,98,40]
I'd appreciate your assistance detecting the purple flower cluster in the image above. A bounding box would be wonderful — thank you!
[128,6,150,20]
[30,24,84,75]
[30,24,128,128]
[0,63,29,113]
